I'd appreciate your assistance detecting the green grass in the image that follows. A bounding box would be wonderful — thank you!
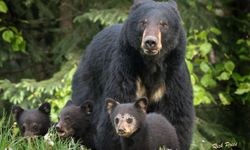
[0,113,244,150]
[0,114,89,150]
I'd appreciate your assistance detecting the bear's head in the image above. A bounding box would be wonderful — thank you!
[105,97,148,138]
[56,100,93,138]
[123,0,184,59]
[12,102,51,137]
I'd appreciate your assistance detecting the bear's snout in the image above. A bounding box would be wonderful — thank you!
[141,26,162,55]
[144,36,158,50]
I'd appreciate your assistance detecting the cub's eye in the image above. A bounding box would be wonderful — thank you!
[65,116,71,122]
[127,118,133,124]
[115,118,119,124]
[33,124,39,131]
[160,21,168,29]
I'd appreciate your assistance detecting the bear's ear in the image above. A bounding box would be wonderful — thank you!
[65,100,73,107]
[134,97,148,113]
[80,100,93,115]
[131,0,152,11]
[167,0,180,16]
[105,98,120,114]
[38,102,51,115]
[12,105,24,120]
[168,0,177,9]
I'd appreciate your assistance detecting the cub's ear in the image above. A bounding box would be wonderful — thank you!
[105,98,120,114]
[65,100,73,107]
[12,105,24,120]
[134,97,148,113]
[80,100,94,115]
[38,102,51,115]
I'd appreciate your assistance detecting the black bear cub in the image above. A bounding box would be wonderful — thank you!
[56,100,95,149]
[12,102,51,137]
[106,97,179,150]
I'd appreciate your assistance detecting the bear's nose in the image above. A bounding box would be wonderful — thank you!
[56,123,62,131]
[144,36,157,50]
[118,129,126,134]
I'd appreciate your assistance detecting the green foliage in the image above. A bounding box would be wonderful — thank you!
[186,28,221,105]
[187,27,250,105]
[1,28,26,52]
[0,60,76,121]
[0,1,26,54]
[191,118,243,150]
[74,8,128,26]
[0,0,8,13]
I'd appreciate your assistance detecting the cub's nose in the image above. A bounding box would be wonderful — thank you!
[144,36,158,50]
[118,129,126,134]
[56,123,62,131]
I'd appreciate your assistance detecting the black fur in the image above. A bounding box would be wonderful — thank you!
[56,100,95,149]
[72,0,194,149]
[12,102,51,137]
[106,97,180,150]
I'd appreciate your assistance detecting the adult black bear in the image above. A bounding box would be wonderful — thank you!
[72,0,194,150]
[56,100,95,149]
[12,102,51,137]
[106,97,180,150]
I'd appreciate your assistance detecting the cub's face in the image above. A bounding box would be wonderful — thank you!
[56,100,93,138]
[105,97,148,138]
[113,113,137,137]
[127,0,181,57]
[12,102,51,137]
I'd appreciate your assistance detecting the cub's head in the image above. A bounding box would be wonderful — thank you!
[125,0,183,58]
[56,100,93,138]
[105,97,148,138]
[12,102,51,137]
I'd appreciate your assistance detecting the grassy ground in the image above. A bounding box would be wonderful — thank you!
[0,114,89,150]
[0,113,242,150]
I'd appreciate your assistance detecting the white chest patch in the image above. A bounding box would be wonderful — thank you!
[135,77,166,102]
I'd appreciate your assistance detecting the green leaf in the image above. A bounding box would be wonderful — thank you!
[235,83,250,95]
[0,1,8,13]
[218,92,231,105]
[210,27,221,35]
[193,85,213,105]
[186,45,198,59]
[247,40,250,46]
[201,74,217,88]
[217,72,231,80]
[200,62,210,73]
[2,30,14,43]
[236,39,244,45]
[186,59,193,72]
[198,31,208,39]
[200,42,212,57]
[0,27,6,31]
[224,61,235,72]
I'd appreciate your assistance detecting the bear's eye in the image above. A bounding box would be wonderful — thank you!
[33,125,39,131]
[159,21,168,29]
[127,118,133,124]
[65,116,71,122]
[115,118,119,124]
[139,19,147,28]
